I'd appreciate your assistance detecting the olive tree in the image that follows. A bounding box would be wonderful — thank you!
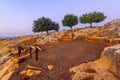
[32,17,59,34]
[62,14,78,30]
[79,12,106,27]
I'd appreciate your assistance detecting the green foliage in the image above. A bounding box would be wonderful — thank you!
[32,17,59,33]
[62,14,78,29]
[51,22,59,31]
[80,11,106,27]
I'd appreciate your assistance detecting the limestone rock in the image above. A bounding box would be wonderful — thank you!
[36,31,67,44]
[72,71,95,80]
[20,70,26,75]
[104,19,120,28]
[20,69,41,77]
[109,27,120,38]
[0,53,12,65]
[0,57,19,80]
[94,72,118,80]
[26,69,41,77]
[27,64,42,70]
[1,71,14,80]
[70,44,120,80]
[47,65,54,70]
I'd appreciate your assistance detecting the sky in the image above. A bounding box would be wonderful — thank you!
[0,0,120,37]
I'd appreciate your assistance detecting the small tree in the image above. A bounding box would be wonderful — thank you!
[32,17,59,34]
[51,22,59,31]
[80,11,106,27]
[62,14,78,30]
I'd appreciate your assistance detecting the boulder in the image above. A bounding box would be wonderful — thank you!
[73,32,85,40]
[70,44,120,80]
[0,57,19,80]
[0,53,12,65]
[109,27,120,38]
[36,31,67,44]
[89,26,120,40]
[104,19,120,28]
[87,19,120,38]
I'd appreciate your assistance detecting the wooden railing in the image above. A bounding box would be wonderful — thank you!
[18,45,44,61]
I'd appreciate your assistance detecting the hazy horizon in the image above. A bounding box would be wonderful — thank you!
[0,0,120,37]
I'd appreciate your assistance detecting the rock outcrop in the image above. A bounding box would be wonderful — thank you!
[83,19,120,40]
[98,26,120,38]
[36,31,73,44]
[70,44,120,80]
[36,28,103,45]
[104,19,120,28]
[0,53,12,65]
[0,54,19,80]
[84,19,120,44]
[109,27,120,38]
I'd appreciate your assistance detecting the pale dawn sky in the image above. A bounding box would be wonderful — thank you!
[0,0,120,37]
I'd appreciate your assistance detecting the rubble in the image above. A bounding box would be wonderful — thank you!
[20,65,42,77]
[47,65,54,70]
[20,69,41,77]
[36,31,71,44]
[27,64,42,70]
[0,57,19,80]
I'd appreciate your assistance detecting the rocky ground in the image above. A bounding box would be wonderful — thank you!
[70,44,120,80]
[9,40,106,80]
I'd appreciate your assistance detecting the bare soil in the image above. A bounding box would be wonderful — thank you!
[9,40,107,80]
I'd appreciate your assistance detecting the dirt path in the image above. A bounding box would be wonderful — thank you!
[9,40,107,80]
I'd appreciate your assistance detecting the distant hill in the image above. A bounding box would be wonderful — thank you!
[0,36,9,39]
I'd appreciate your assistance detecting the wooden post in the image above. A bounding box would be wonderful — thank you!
[30,47,32,59]
[18,46,24,57]
[35,47,38,61]
[18,49,21,57]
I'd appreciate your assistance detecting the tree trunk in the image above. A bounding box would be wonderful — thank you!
[70,27,73,30]
[46,30,49,35]
[71,27,74,40]
[90,23,92,28]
